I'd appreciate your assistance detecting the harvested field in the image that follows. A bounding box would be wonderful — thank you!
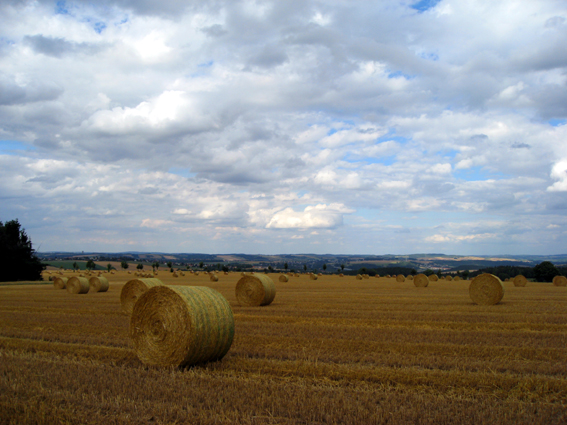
[1,271,567,424]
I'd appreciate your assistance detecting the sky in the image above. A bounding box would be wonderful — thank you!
[1,0,566,255]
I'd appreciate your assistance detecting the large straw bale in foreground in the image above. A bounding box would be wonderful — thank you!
[89,276,109,293]
[429,274,439,282]
[235,274,276,306]
[396,274,405,282]
[414,274,429,287]
[513,275,527,287]
[553,275,567,287]
[53,276,68,290]
[469,274,504,305]
[130,285,234,367]
[279,274,289,282]
[121,278,164,314]
[66,277,90,294]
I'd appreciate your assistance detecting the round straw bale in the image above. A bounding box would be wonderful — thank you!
[172,272,179,278]
[310,274,318,280]
[553,275,567,287]
[318,273,323,276]
[356,274,363,280]
[210,274,219,282]
[396,274,405,283]
[89,276,109,293]
[66,277,89,294]
[339,273,344,277]
[235,274,276,306]
[429,274,439,282]
[224,272,229,275]
[363,274,369,279]
[130,285,234,367]
[120,278,164,314]
[513,275,527,287]
[445,276,453,281]
[469,274,504,305]
[414,274,429,287]
[279,274,289,282]
[53,276,68,289]
[407,275,414,280]
[453,276,461,281]
[295,273,300,277]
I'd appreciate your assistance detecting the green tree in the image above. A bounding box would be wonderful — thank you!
[533,261,560,283]
[121,260,129,270]
[284,262,288,271]
[410,269,417,276]
[222,265,229,273]
[303,264,307,272]
[86,259,95,271]
[461,270,470,280]
[137,263,143,270]
[72,261,79,271]
[341,264,345,272]
[167,261,172,269]
[322,264,327,272]
[153,261,160,270]
[268,265,274,272]
[0,219,45,281]
[436,269,442,278]
[107,263,112,272]
[423,269,434,276]
[199,261,204,269]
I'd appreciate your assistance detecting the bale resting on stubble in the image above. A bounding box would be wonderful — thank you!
[414,274,429,287]
[89,276,109,293]
[210,274,219,282]
[235,274,276,306]
[356,274,363,280]
[66,277,90,294]
[120,278,164,314]
[513,275,527,287]
[445,276,453,281]
[53,276,68,289]
[469,273,504,305]
[279,274,289,282]
[429,274,439,282]
[453,276,461,281]
[396,274,405,282]
[130,285,234,367]
[553,275,567,286]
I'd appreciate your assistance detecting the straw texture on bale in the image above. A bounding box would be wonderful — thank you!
[356,274,363,280]
[89,276,109,293]
[310,274,318,280]
[429,274,439,282]
[235,274,276,306]
[210,274,219,282]
[469,274,504,305]
[553,275,567,287]
[120,278,164,314]
[66,277,90,294]
[413,274,429,287]
[453,276,461,281]
[445,276,453,281]
[53,276,68,290]
[130,285,234,367]
[279,274,289,282]
[407,275,414,280]
[396,274,405,283]
[513,275,527,287]
[339,273,344,277]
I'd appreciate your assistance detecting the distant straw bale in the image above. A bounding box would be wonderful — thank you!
[469,274,504,305]
[513,275,527,287]
[414,274,429,287]
[89,276,109,293]
[553,276,567,287]
[429,274,439,282]
[66,277,89,294]
[279,274,289,282]
[407,275,414,280]
[210,274,219,282]
[445,276,453,281]
[130,285,234,367]
[453,276,460,281]
[339,273,344,277]
[310,274,318,280]
[396,274,405,283]
[235,274,276,306]
[363,274,369,279]
[356,274,363,280]
[53,276,68,290]
[120,278,164,314]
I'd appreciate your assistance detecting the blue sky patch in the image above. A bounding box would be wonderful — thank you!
[0,140,36,155]
[55,1,69,15]
[411,0,442,12]
[168,167,196,179]
[198,60,214,67]
[94,22,107,34]
[549,119,566,127]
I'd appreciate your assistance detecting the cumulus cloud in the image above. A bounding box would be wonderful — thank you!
[0,0,566,254]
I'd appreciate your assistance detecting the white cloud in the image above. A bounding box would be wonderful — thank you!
[547,160,567,191]
[266,204,354,229]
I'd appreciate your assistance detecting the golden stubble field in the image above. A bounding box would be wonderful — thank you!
[1,271,566,424]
